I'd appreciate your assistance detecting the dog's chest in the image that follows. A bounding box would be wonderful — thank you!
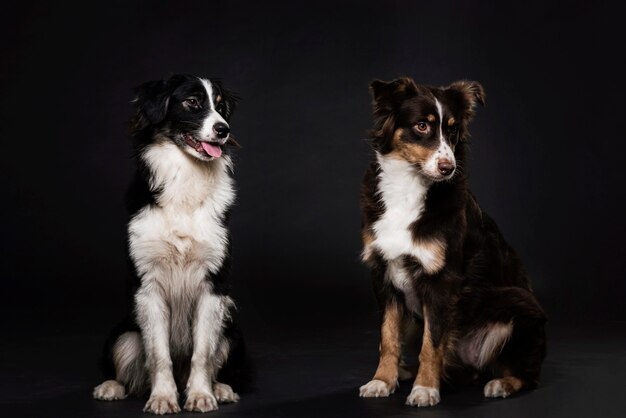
[368,156,444,313]
[129,143,235,281]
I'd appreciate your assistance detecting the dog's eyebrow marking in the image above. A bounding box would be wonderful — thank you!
[448,117,456,126]
[427,114,436,122]
[216,95,222,103]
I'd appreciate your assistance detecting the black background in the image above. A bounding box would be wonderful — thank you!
[2,1,625,417]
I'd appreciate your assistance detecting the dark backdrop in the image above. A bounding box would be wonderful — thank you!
[1,1,625,417]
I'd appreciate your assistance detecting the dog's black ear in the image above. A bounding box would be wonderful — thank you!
[447,80,485,112]
[212,79,239,121]
[369,77,418,112]
[446,80,485,141]
[130,79,171,133]
[368,77,417,148]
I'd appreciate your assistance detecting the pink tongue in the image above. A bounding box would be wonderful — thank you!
[201,142,222,158]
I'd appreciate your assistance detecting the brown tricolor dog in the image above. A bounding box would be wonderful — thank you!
[359,77,546,406]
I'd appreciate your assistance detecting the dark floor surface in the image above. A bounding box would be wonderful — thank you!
[2,318,624,418]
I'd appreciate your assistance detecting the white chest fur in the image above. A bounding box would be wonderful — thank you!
[128,141,235,284]
[368,154,445,312]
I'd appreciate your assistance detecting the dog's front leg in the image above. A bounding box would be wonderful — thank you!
[359,300,403,397]
[135,285,180,415]
[184,284,230,412]
[406,307,443,407]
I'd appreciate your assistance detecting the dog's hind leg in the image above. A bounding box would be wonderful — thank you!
[460,287,547,399]
[93,331,147,400]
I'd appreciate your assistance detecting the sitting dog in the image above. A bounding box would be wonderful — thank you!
[359,77,546,406]
[93,74,246,414]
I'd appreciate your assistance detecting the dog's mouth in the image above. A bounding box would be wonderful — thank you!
[183,134,222,159]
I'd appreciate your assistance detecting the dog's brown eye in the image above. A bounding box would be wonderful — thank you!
[184,97,200,108]
[415,122,430,133]
[449,125,459,134]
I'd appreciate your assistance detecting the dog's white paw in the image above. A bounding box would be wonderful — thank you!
[213,382,239,403]
[143,392,181,415]
[359,379,394,397]
[184,391,218,412]
[93,380,126,401]
[406,385,440,407]
[484,378,515,398]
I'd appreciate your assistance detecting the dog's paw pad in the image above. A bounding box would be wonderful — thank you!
[484,378,516,398]
[144,393,181,415]
[93,380,126,401]
[184,392,218,412]
[406,385,440,407]
[359,379,394,397]
[213,382,239,403]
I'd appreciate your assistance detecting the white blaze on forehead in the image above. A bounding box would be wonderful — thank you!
[417,98,455,178]
[435,98,444,142]
[199,78,228,140]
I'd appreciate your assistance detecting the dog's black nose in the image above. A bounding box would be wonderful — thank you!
[213,122,230,139]
[438,159,455,176]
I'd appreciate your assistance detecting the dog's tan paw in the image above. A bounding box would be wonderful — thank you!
[184,391,218,412]
[93,380,126,401]
[143,393,180,415]
[213,382,239,403]
[406,385,440,407]
[359,379,395,397]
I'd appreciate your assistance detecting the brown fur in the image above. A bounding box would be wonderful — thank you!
[372,302,403,390]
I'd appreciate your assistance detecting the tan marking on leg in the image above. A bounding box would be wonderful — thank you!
[372,301,403,388]
[414,311,443,389]
[413,238,446,274]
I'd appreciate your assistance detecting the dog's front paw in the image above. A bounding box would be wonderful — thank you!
[359,379,395,397]
[184,391,218,412]
[143,393,181,415]
[93,380,126,400]
[406,385,440,407]
[213,382,239,403]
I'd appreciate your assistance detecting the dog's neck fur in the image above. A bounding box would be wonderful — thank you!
[141,138,234,212]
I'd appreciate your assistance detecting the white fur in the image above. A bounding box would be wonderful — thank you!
[126,140,235,413]
[371,153,443,304]
[484,379,511,398]
[93,380,126,401]
[478,322,513,367]
[406,385,440,407]
[359,379,393,397]
[386,259,421,314]
[199,78,229,141]
[422,99,455,178]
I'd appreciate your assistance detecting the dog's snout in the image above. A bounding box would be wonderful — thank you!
[438,159,455,176]
[213,122,230,139]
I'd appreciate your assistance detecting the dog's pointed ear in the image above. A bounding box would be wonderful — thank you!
[369,77,418,111]
[131,79,171,132]
[447,80,485,112]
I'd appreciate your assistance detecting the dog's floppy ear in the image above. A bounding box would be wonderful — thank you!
[447,80,485,113]
[132,79,171,128]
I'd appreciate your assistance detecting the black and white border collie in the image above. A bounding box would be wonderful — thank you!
[359,77,546,406]
[93,74,246,414]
